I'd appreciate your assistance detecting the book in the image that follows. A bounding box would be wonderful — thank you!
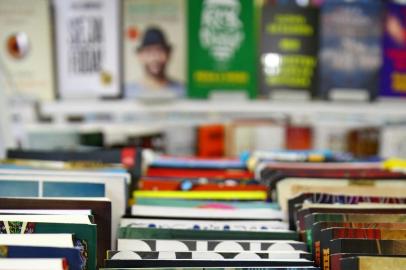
[320,228,406,269]
[0,172,125,247]
[287,193,406,230]
[341,256,406,270]
[276,178,406,214]
[0,0,54,101]
[138,178,267,192]
[99,268,320,270]
[118,227,298,241]
[103,259,314,268]
[260,4,319,99]
[120,217,289,231]
[0,245,83,270]
[123,0,186,99]
[0,234,74,248]
[330,239,406,255]
[0,218,96,270]
[53,0,120,99]
[106,250,312,260]
[0,197,111,269]
[133,190,267,201]
[319,0,382,100]
[197,124,225,157]
[381,1,406,98]
[187,0,257,99]
[130,205,283,220]
[117,239,307,252]
[0,258,68,270]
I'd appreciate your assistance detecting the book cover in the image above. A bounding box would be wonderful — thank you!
[117,239,307,252]
[0,220,96,270]
[187,0,257,99]
[0,245,84,270]
[0,197,111,269]
[0,0,54,101]
[123,0,186,99]
[260,4,319,99]
[133,190,267,201]
[197,124,225,158]
[0,258,68,270]
[381,1,406,98]
[120,217,288,231]
[330,239,406,255]
[320,228,406,269]
[54,0,120,99]
[319,0,382,100]
[106,250,312,260]
[118,227,299,241]
[288,193,406,230]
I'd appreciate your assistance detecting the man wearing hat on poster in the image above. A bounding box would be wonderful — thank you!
[125,27,184,98]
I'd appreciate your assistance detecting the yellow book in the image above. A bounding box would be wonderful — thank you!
[133,190,267,201]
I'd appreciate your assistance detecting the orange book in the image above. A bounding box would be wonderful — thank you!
[197,124,225,158]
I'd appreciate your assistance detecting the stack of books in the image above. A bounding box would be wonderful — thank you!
[105,154,317,269]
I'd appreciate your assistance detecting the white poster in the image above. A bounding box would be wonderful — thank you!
[54,0,120,99]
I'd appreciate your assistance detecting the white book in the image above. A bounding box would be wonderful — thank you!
[54,0,120,99]
[0,234,74,248]
[131,205,284,220]
[0,258,66,270]
[117,239,306,252]
[0,214,91,224]
[0,209,91,215]
[120,218,289,231]
[0,174,126,245]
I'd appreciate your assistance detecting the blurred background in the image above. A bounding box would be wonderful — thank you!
[1,0,406,160]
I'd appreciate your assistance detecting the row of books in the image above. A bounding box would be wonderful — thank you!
[2,147,406,269]
[2,0,406,101]
[23,117,406,160]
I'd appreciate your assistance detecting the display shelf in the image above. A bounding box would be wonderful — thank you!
[40,99,406,124]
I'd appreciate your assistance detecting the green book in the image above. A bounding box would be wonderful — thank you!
[118,227,298,241]
[0,221,97,270]
[135,198,280,209]
[187,0,257,99]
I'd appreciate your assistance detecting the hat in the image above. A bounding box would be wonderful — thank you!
[137,27,171,51]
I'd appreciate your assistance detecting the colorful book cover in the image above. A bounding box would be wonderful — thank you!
[117,239,307,252]
[288,193,406,230]
[330,239,406,255]
[260,4,319,98]
[187,0,257,99]
[319,0,382,100]
[54,0,120,99]
[118,227,299,241]
[0,221,96,270]
[320,228,406,269]
[381,2,406,97]
[197,124,225,158]
[0,0,54,101]
[123,0,186,99]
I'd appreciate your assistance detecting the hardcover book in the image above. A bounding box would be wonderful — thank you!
[319,0,382,100]
[118,227,299,241]
[116,239,307,252]
[187,0,257,99]
[0,0,54,101]
[106,250,312,260]
[0,197,111,269]
[123,0,186,99]
[381,1,406,98]
[54,0,120,99]
[260,4,319,99]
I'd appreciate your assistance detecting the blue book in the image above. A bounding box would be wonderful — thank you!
[319,0,383,100]
[1,245,84,270]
